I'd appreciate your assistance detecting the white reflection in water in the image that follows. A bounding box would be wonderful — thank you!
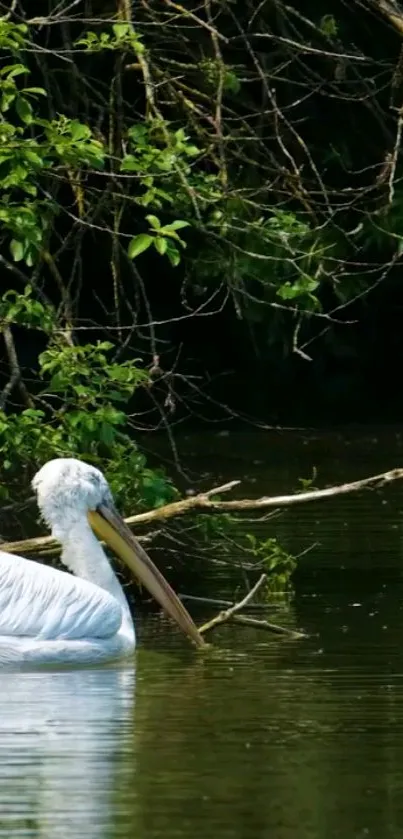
[0,666,136,838]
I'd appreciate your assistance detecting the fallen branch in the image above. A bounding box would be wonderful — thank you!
[122,467,403,522]
[227,615,306,638]
[180,593,283,610]
[1,468,402,559]
[0,529,157,559]
[198,573,268,633]
[197,574,305,638]
[0,480,240,557]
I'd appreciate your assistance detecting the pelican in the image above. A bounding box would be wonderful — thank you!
[0,457,205,666]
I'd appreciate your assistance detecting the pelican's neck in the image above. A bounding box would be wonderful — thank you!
[59,519,134,640]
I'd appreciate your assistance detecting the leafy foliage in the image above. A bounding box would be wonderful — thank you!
[0,23,203,515]
[191,512,296,596]
[128,215,190,266]
[2,3,397,585]
[0,290,177,514]
[246,535,297,596]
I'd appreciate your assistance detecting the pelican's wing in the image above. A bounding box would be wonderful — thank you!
[0,551,123,640]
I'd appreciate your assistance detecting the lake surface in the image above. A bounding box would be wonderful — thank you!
[2,429,403,839]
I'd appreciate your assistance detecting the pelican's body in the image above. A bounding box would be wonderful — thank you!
[0,458,204,667]
[0,543,135,666]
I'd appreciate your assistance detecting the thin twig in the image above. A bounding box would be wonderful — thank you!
[179,593,284,610]
[197,574,304,638]
[197,573,268,633]
[228,614,306,638]
[163,0,229,43]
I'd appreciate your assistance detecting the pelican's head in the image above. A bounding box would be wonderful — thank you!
[32,458,205,648]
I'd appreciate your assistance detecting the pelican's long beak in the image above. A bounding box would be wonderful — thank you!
[88,502,206,648]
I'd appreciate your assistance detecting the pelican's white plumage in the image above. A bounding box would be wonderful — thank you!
[0,458,137,666]
[0,457,204,666]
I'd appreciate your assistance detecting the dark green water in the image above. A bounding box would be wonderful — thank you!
[2,430,403,839]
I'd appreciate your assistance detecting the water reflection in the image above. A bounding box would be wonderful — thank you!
[3,430,403,839]
[0,666,136,838]
[2,586,403,839]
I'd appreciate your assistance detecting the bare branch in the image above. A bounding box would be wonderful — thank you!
[1,469,402,560]
[0,325,34,410]
[227,614,306,638]
[198,573,268,633]
[123,467,403,523]
[197,574,305,638]
[0,530,153,560]
[370,0,403,36]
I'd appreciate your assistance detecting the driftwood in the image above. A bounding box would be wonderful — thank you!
[1,467,403,559]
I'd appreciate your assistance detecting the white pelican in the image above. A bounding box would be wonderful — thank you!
[0,457,205,665]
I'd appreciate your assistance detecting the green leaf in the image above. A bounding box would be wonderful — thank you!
[277,276,319,301]
[70,121,91,142]
[1,92,15,112]
[112,22,132,39]
[154,236,167,255]
[146,214,161,230]
[21,408,44,420]
[121,155,141,172]
[0,64,27,79]
[22,182,37,196]
[163,220,190,232]
[320,14,338,37]
[166,244,181,267]
[183,144,199,156]
[127,124,148,143]
[73,384,90,398]
[23,87,47,96]
[24,150,43,167]
[128,233,153,259]
[276,284,299,300]
[9,239,24,262]
[224,71,241,94]
[25,248,35,267]
[100,423,114,446]
[15,97,33,125]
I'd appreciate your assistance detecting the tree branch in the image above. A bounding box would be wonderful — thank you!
[1,468,402,559]
[0,530,155,559]
[369,0,403,36]
[123,467,403,522]
[226,614,305,638]
[197,574,305,638]
[0,325,34,410]
[198,573,268,633]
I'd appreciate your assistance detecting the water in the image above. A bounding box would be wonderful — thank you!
[2,430,403,838]
[0,667,136,838]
